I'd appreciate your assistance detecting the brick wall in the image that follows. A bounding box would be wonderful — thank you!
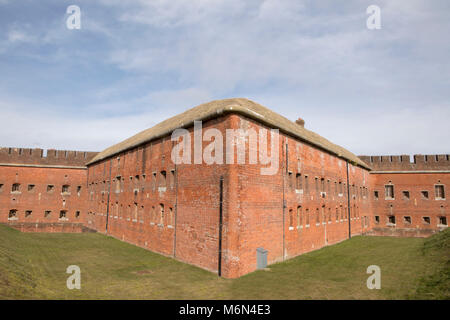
[0,148,97,232]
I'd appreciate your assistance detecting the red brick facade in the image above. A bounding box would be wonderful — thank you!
[0,101,448,278]
[0,147,97,232]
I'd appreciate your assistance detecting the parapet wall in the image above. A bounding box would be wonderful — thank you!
[0,147,98,167]
[358,154,450,171]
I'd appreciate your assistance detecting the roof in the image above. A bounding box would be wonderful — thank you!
[87,98,371,170]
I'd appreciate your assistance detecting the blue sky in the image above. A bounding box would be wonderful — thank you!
[0,0,449,156]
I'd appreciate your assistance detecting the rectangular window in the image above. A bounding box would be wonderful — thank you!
[421,191,429,199]
[45,210,51,218]
[0,184,3,192]
[170,170,175,189]
[62,185,70,193]
[404,216,411,224]
[289,209,293,228]
[28,184,35,192]
[9,209,17,219]
[435,185,445,199]
[438,216,447,226]
[159,204,165,225]
[12,183,20,192]
[423,217,431,225]
[385,185,394,199]
[160,171,167,187]
[59,210,67,219]
[288,172,293,188]
[388,215,396,225]
[296,173,302,190]
[47,185,54,192]
[75,211,80,219]
[402,191,410,200]
[25,210,32,218]
[374,216,380,224]
[374,191,379,200]
[304,175,309,194]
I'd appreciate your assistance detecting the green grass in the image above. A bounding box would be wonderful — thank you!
[0,224,448,299]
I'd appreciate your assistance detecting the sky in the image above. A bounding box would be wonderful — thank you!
[0,0,449,156]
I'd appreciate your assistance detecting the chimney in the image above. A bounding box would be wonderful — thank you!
[295,117,305,127]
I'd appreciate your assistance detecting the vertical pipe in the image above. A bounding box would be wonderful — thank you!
[346,161,351,239]
[218,176,224,277]
[173,163,179,258]
[105,159,112,234]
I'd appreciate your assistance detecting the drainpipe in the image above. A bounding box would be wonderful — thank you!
[346,160,351,239]
[105,159,112,234]
[282,141,288,260]
[218,176,224,277]
[173,163,179,258]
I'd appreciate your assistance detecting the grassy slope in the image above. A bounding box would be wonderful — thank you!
[0,224,448,299]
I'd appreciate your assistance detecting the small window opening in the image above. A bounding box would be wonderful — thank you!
[25,210,32,218]
[423,217,431,225]
[421,191,429,199]
[388,215,396,225]
[404,216,411,224]
[402,191,410,200]
[438,216,447,226]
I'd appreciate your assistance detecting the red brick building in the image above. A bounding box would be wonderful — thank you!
[0,98,448,278]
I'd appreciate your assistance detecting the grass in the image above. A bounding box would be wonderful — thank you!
[0,224,448,299]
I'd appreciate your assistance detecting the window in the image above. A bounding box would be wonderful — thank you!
[385,185,394,199]
[316,208,320,224]
[315,177,319,195]
[115,176,121,193]
[438,216,447,226]
[0,184,3,192]
[62,185,70,193]
[77,186,81,194]
[297,206,302,227]
[304,175,309,194]
[387,215,396,225]
[160,171,167,187]
[75,211,80,219]
[421,191,429,199]
[296,173,302,190]
[47,185,54,192]
[338,181,343,195]
[28,184,35,192]
[423,217,431,225]
[59,210,67,219]
[45,210,51,218]
[9,209,17,219]
[374,191,379,200]
[402,191,410,200]
[152,172,157,190]
[289,209,293,229]
[159,204,165,225]
[25,210,32,218]
[168,207,173,226]
[435,185,445,199]
[288,172,293,188]
[12,183,20,192]
[374,216,380,224]
[170,170,175,189]
[404,216,411,225]
[305,208,310,226]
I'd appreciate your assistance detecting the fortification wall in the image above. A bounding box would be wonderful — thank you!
[359,154,450,171]
[0,147,98,167]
